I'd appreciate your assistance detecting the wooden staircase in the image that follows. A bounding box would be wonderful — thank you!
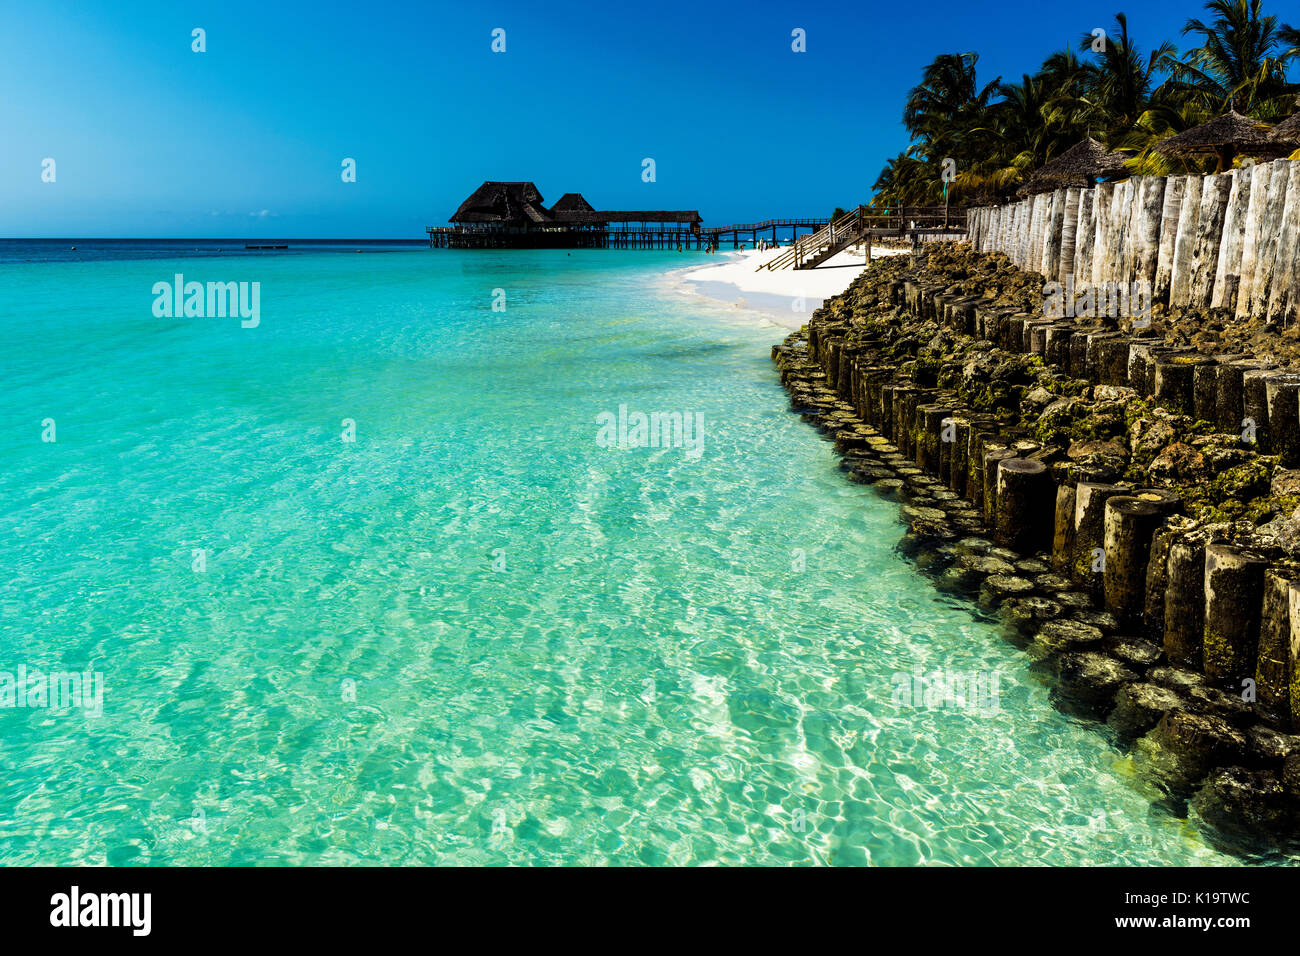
[760,206,868,271]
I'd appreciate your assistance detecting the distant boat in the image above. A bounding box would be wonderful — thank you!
[245,244,287,250]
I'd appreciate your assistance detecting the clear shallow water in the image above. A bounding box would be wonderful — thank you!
[0,246,1281,865]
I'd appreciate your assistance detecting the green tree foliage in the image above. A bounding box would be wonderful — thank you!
[870,0,1299,208]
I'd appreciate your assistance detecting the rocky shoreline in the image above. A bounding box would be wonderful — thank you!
[774,242,1300,851]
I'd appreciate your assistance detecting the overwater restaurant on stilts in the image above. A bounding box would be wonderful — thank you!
[428,181,703,249]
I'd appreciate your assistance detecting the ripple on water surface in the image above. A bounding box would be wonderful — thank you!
[0,249,1283,865]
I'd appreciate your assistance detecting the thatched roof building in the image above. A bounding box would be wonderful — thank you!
[1272,112,1300,148]
[448,181,701,230]
[451,181,553,225]
[1017,137,1131,196]
[1156,110,1277,172]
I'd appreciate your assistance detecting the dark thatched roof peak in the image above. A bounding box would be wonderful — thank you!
[448,181,702,227]
[549,193,595,217]
[450,181,551,224]
[1156,110,1275,157]
[1018,137,1131,195]
[1272,112,1300,146]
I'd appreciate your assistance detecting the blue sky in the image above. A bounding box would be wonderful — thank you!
[0,0,1275,237]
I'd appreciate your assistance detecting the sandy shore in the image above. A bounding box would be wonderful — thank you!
[677,245,908,330]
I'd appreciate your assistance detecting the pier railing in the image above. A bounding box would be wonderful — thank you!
[703,217,829,237]
[761,206,967,271]
[761,208,860,271]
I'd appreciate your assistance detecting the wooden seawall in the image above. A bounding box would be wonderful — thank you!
[966,158,1300,322]
[772,243,1300,836]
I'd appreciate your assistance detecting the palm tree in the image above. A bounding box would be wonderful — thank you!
[1164,0,1297,117]
[870,151,940,208]
[902,52,1002,145]
[1282,23,1300,57]
[1114,97,1209,174]
[892,53,1004,205]
[1038,48,1089,100]
[1072,13,1179,140]
[869,0,1300,205]
[962,73,1061,195]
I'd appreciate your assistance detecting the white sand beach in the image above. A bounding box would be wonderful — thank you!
[678,245,909,330]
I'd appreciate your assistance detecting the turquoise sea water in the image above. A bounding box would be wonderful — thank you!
[0,245,1286,865]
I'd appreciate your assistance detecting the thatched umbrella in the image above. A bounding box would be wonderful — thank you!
[1155,110,1276,173]
[1017,137,1132,196]
[1270,112,1300,150]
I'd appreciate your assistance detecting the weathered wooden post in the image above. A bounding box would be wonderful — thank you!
[1168,174,1204,307]
[1103,495,1163,627]
[1164,529,1211,667]
[880,382,899,437]
[920,403,951,476]
[1090,183,1116,286]
[1202,543,1268,684]
[1127,340,1167,396]
[996,458,1054,555]
[1265,372,1300,467]
[1053,482,1077,572]
[1242,368,1275,452]
[1291,582,1300,727]
[1267,162,1300,323]
[1093,336,1132,385]
[1098,180,1126,283]
[1058,188,1081,284]
[1250,161,1299,318]
[1193,359,1225,423]
[1154,176,1187,303]
[946,416,972,494]
[966,425,998,505]
[1135,176,1166,289]
[1236,161,1274,318]
[1042,189,1065,280]
[890,387,917,453]
[1256,567,1298,727]
[1216,358,1268,434]
[1073,482,1127,584]
[1044,324,1075,367]
[1212,166,1253,309]
[1187,173,1233,308]
[1145,519,1189,640]
[1028,321,1052,357]
[1074,188,1097,280]
[982,446,1017,525]
[1067,329,1093,378]
[1153,352,1214,416]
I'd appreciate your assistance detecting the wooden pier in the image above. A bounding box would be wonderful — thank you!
[427,183,967,256]
[592,214,705,249]
[431,182,707,249]
[427,220,704,249]
[702,218,830,249]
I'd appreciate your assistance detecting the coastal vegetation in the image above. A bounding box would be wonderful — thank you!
[871,0,1300,207]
